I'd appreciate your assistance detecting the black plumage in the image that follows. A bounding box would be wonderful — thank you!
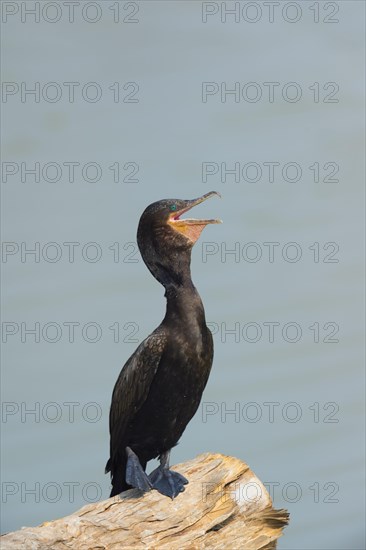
[106,191,221,498]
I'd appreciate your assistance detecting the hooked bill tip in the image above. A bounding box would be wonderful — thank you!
[204,190,221,199]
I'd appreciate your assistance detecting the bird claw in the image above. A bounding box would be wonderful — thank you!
[149,466,188,499]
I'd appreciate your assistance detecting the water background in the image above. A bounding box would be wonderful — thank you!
[1,2,365,548]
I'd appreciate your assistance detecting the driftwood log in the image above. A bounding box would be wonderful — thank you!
[1,453,289,549]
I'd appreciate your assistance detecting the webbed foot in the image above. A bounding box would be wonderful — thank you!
[125,447,152,493]
[149,465,188,499]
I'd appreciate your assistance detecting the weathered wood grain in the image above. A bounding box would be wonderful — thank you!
[1,453,289,549]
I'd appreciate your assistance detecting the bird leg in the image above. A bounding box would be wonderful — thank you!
[125,447,152,492]
[148,450,188,499]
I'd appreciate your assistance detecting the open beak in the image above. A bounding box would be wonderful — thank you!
[168,191,222,243]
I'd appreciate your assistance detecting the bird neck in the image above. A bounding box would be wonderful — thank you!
[140,241,207,328]
[163,281,206,330]
[143,246,194,288]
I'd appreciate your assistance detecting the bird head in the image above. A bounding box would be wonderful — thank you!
[137,191,221,287]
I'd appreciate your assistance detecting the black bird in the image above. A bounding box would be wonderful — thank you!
[106,191,221,499]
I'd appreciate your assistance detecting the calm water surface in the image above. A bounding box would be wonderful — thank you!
[1,2,365,549]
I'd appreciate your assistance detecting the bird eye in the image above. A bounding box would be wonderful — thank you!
[170,204,177,212]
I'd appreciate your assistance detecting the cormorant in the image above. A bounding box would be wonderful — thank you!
[106,191,221,499]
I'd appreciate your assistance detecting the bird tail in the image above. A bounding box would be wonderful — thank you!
[105,457,130,497]
[105,457,112,474]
